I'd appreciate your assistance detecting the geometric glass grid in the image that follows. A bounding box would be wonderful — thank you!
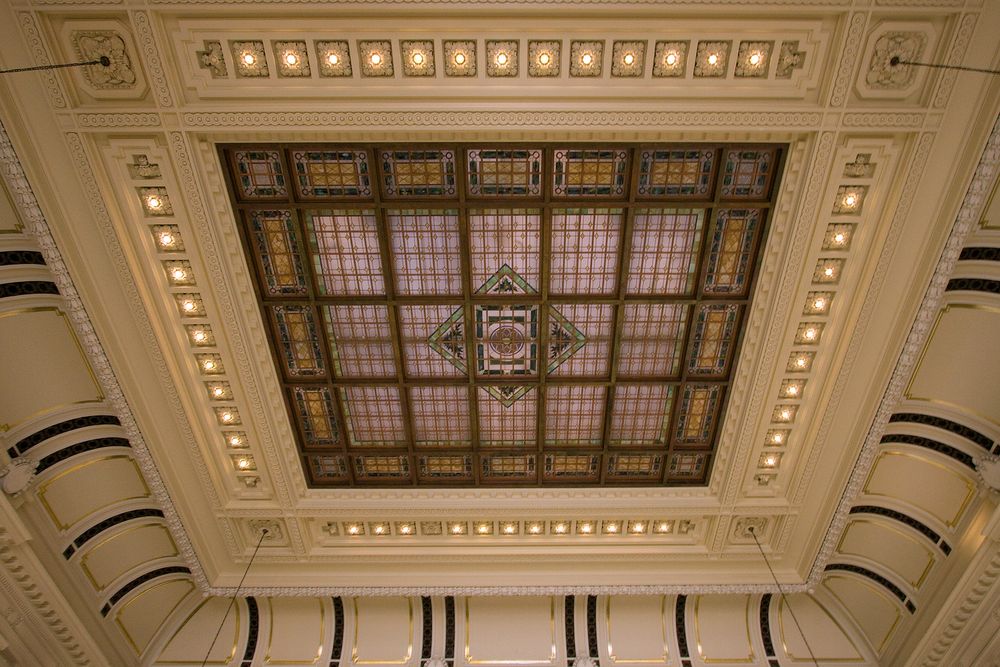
[637,148,716,198]
[292,149,371,198]
[227,143,782,487]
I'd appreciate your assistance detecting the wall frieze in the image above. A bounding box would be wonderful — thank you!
[181,110,824,129]
[829,12,868,108]
[130,10,174,109]
[16,12,67,110]
[76,113,162,128]
[805,115,1000,588]
[932,13,978,110]
[841,112,925,127]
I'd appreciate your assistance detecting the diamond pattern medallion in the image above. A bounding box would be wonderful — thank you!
[429,265,586,407]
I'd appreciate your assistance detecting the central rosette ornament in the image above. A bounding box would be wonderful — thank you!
[428,265,586,407]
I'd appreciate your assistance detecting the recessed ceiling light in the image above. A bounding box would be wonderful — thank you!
[804,327,818,340]
[399,524,412,534]
[170,267,186,281]
[749,52,761,66]
[665,52,678,66]
[580,522,593,533]
[813,297,827,310]
[212,386,224,397]
[772,432,784,444]
[833,232,847,245]
[284,53,299,66]
[370,53,382,65]
[707,53,719,65]
[605,522,619,533]
[412,52,425,65]
[203,359,216,371]
[581,53,593,65]
[146,195,163,210]
[785,384,800,397]
[158,232,174,247]
[824,266,836,277]
[553,522,566,533]
[182,300,196,312]
[495,52,508,66]
[764,455,777,467]
[630,522,644,533]
[623,53,635,65]
[454,52,466,65]
[236,457,251,469]
[347,524,360,535]
[538,52,551,65]
[242,53,256,66]
[229,435,242,447]
[795,357,808,368]
[192,330,207,343]
[780,409,791,420]
[843,193,858,207]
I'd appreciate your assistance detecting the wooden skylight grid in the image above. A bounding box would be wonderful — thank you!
[222,143,784,487]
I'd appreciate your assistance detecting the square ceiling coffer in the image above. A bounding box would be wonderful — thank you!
[222,143,784,487]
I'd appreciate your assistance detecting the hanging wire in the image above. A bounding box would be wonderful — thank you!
[0,56,111,76]
[889,55,1000,76]
[748,526,819,667]
[200,529,268,667]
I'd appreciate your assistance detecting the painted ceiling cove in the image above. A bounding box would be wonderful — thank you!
[0,0,998,665]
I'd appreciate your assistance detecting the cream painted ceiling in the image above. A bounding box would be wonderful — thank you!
[0,0,999,665]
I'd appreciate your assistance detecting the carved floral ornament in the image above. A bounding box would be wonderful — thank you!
[71,31,137,89]
[865,30,928,90]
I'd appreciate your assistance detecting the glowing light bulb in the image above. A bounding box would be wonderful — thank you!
[631,523,644,533]
[749,52,761,65]
[146,195,162,210]
[657,522,670,532]
[580,523,593,534]
[824,266,835,278]
[170,268,186,282]
[581,53,593,65]
[844,194,857,207]
[237,457,251,469]
[374,524,385,535]
[707,53,719,65]
[451,523,463,534]
[495,52,508,66]
[192,330,207,343]
[780,409,791,420]
[804,327,818,340]
[554,523,566,533]
[412,52,425,65]
[772,432,784,444]
[158,232,174,246]
[504,524,516,534]
[348,524,360,535]
[454,52,466,65]
[529,524,541,534]
[813,297,826,310]
[242,53,256,66]
[182,300,196,312]
[285,53,299,66]
[606,523,619,533]
[229,435,242,446]
[764,455,777,467]
[327,53,340,65]
[369,53,382,66]
[833,232,846,245]
[795,357,807,368]
[623,53,635,65]
[400,524,412,534]
[203,359,216,371]
[221,412,234,423]
[213,387,224,397]
[477,524,489,534]
[786,385,799,397]
[539,52,551,65]
[665,52,678,66]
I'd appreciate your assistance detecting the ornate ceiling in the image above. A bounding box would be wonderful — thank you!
[0,0,998,665]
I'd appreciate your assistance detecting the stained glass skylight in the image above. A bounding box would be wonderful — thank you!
[223,143,783,487]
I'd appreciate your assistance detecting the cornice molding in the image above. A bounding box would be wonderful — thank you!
[805,113,1000,588]
[0,120,209,592]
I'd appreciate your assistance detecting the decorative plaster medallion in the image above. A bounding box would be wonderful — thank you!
[570,40,603,77]
[443,40,476,77]
[248,519,284,542]
[735,41,772,78]
[231,40,268,77]
[775,40,804,79]
[694,41,730,78]
[71,32,136,89]
[359,40,394,77]
[652,41,688,77]
[611,40,645,77]
[274,41,310,78]
[0,458,38,495]
[401,40,435,77]
[196,40,227,78]
[732,516,768,541]
[866,31,927,89]
[317,41,352,77]
[486,40,518,77]
[528,40,560,77]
